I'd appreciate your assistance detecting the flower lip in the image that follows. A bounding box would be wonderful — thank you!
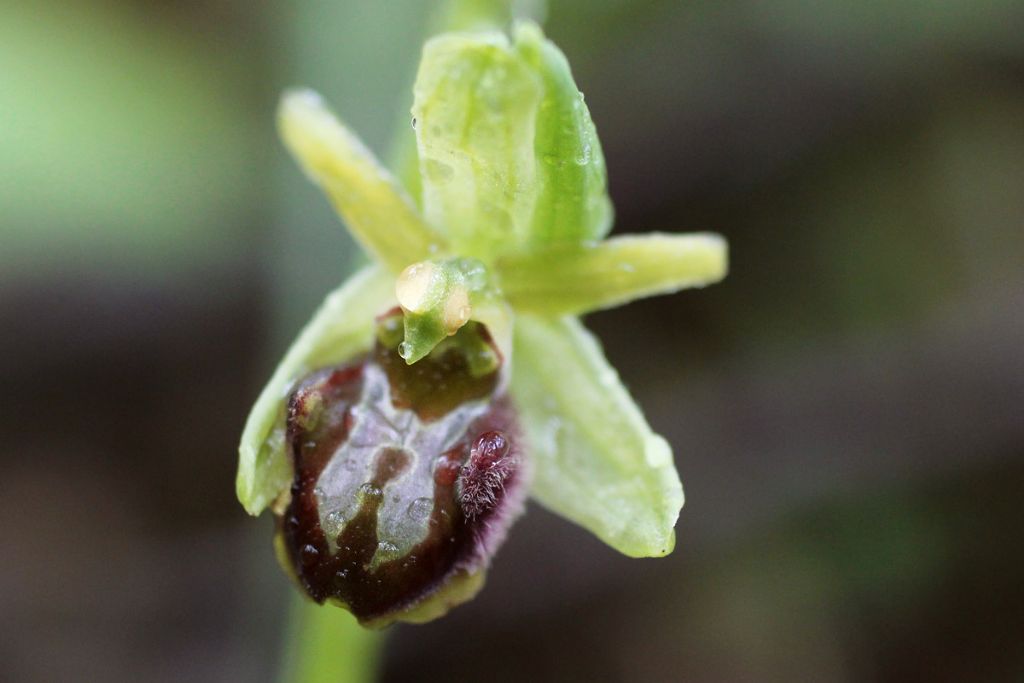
[278,312,525,626]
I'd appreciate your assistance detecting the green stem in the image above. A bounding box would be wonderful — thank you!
[278,596,381,683]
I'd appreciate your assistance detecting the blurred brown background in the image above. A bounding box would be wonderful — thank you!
[2,0,1023,681]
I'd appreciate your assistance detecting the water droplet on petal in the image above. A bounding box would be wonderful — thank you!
[575,142,592,165]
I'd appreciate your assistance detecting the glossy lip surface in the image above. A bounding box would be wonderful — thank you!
[279,319,524,624]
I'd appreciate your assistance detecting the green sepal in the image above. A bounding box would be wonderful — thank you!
[412,31,542,258]
[511,314,683,557]
[236,265,396,516]
[411,22,613,258]
[513,22,612,246]
[497,232,728,315]
[387,0,541,206]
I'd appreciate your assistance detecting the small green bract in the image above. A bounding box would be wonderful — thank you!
[237,21,727,624]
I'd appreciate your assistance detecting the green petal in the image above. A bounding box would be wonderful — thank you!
[236,265,396,515]
[513,22,613,245]
[511,315,683,557]
[278,90,443,272]
[498,232,728,315]
[412,31,543,258]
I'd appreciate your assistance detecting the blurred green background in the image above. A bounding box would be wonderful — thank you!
[3,0,1023,681]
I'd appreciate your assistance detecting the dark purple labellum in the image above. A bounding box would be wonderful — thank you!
[277,311,524,626]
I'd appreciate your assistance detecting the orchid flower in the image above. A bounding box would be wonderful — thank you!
[237,22,727,628]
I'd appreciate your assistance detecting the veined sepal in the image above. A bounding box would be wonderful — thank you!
[412,21,611,259]
[511,314,683,558]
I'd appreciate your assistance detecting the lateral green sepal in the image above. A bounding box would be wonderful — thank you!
[511,314,683,557]
[236,265,396,515]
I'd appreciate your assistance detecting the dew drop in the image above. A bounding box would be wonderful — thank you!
[300,544,319,567]
[359,482,383,499]
[398,342,412,360]
[425,159,454,182]
[407,497,433,522]
[460,260,487,289]
[575,142,592,165]
[325,510,346,529]
[411,116,417,130]
[597,368,618,388]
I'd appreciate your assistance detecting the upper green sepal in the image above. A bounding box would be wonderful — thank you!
[513,22,613,246]
[411,22,611,260]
